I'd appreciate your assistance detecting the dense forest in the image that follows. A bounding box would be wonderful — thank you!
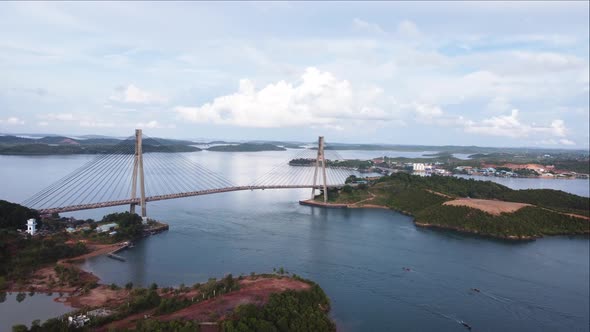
[323,173,590,239]
[0,200,40,230]
[208,143,286,152]
[0,231,87,283]
[222,282,335,332]
[0,143,200,155]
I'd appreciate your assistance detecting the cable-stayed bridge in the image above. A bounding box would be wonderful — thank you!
[23,130,358,217]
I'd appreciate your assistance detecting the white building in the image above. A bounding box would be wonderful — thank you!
[26,218,37,236]
[412,163,426,172]
[96,223,118,233]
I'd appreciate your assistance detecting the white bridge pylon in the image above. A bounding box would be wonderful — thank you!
[22,130,356,215]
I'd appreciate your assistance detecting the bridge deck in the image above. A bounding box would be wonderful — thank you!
[37,185,342,214]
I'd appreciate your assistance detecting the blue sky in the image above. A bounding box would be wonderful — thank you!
[0,1,588,148]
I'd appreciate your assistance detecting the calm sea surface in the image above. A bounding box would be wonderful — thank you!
[0,151,588,331]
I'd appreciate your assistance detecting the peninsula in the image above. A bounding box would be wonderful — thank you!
[305,173,590,240]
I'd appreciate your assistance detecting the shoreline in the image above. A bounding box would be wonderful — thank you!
[5,221,170,298]
[299,199,589,241]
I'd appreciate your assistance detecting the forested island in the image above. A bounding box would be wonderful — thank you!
[309,174,590,240]
[208,143,286,152]
[290,158,373,170]
[0,135,200,155]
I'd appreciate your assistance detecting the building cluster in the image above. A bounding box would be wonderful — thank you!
[370,158,452,176]
[68,314,90,328]
[410,163,451,176]
[455,164,588,179]
[21,214,122,238]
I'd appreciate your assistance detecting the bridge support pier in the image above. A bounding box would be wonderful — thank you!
[130,129,147,221]
[311,136,328,203]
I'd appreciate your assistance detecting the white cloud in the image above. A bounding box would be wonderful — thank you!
[136,120,175,129]
[79,120,116,128]
[463,109,568,138]
[511,51,584,72]
[0,117,25,125]
[176,67,395,129]
[559,138,575,145]
[485,96,513,113]
[412,103,444,123]
[486,97,514,114]
[110,84,167,104]
[37,121,49,126]
[41,113,75,121]
[352,18,385,35]
[397,20,421,39]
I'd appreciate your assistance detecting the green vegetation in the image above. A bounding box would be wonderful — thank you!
[0,143,199,155]
[322,173,589,239]
[415,205,588,238]
[208,143,286,152]
[289,158,373,170]
[11,272,334,332]
[0,230,87,281]
[133,319,202,332]
[74,212,145,243]
[101,212,144,239]
[222,283,334,332]
[0,200,40,230]
[0,135,201,155]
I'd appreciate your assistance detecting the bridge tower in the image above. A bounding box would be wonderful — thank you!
[311,136,329,202]
[130,129,147,219]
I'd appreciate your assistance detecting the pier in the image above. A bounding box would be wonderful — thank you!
[106,242,129,261]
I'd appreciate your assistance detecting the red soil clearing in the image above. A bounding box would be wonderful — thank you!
[103,277,310,331]
[444,198,531,215]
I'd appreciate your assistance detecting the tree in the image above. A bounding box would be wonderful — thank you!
[342,185,353,194]
[345,175,358,184]
[12,324,28,332]
[0,200,40,230]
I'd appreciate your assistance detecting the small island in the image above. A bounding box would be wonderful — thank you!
[303,173,590,240]
[208,143,286,152]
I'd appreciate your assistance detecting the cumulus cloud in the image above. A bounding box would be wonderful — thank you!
[110,84,167,104]
[463,109,568,138]
[352,18,385,35]
[79,120,116,128]
[41,113,75,121]
[397,20,421,38]
[485,96,513,113]
[413,103,444,123]
[559,138,575,145]
[175,67,395,129]
[136,120,175,129]
[511,51,585,72]
[0,117,25,125]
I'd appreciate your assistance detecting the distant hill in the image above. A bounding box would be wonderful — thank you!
[208,143,286,152]
[0,134,200,155]
[0,135,34,144]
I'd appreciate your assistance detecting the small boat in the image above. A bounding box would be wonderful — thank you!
[471,288,480,293]
[402,267,412,272]
[459,321,472,330]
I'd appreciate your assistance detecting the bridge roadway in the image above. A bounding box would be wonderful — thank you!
[37,184,343,214]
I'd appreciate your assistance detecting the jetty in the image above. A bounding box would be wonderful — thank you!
[299,200,348,209]
[106,242,129,261]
